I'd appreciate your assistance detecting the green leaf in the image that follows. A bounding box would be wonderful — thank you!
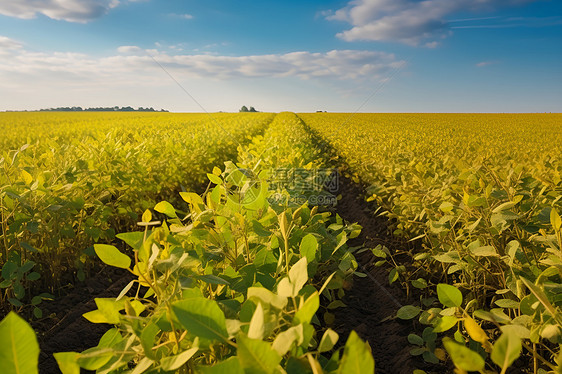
[318,328,339,353]
[396,305,421,320]
[207,173,223,185]
[299,234,318,263]
[0,312,39,374]
[93,244,131,269]
[433,315,458,333]
[294,292,320,324]
[200,357,244,374]
[142,209,152,223]
[337,331,374,374]
[442,337,485,371]
[140,323,160,359]
[288,257,308,295]
[248,302,265,340]
[172,297,228,342]
[130,357,153,374]
[54,352,80,374]
[76,347,113,371]
[494,299,519,309]
[237,334,281,374]
[437,284,462,308]
[252,220,272,237]
[247,287,287,310]
[154,201,177,218]
[160,347,198,371]
[197,274,230,285]
[272,325,303,356]
[408,334,424,346]
[471,245,498,257]
[491,330,521,370]
[492,201,517,213]
[551,209,562,231]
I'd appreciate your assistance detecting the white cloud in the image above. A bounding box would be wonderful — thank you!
[117,45,143,54]
[476,61,498,67]
[0,43,403,83]
[169,13,193,20]
[326,0,537,46]
[0,0,122,23]
[0,36,23,51]
[0,42,406,111]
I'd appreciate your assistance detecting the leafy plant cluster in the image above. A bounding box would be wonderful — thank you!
[0,111,374,373]
[301,113,562,372]
[0,112,274,313]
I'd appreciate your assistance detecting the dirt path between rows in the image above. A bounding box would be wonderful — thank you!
[332,175,445,373]
[34,267,132,373]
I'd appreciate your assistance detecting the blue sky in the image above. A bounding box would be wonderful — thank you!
[0,0,560,112]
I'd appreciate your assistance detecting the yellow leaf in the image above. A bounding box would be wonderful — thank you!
[21,169,33,185]
[464,316,491,351]
[142,209,152,223]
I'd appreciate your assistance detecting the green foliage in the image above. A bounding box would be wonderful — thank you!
[0,312,40,374]
[302,112,562,371]
[43,112,373,373]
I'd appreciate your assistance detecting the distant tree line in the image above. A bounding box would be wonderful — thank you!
[239,106,258,112]
[38,106,169,112]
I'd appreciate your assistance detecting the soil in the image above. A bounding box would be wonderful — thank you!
[33,266,133,374]
[331,175,447,373]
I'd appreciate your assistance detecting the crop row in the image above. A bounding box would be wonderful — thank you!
[301,113,562,372]
[0,112,374,373]
[0,112,274,314]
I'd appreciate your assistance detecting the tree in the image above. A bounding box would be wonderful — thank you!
[239,106,249,112]
[249,106,257,112]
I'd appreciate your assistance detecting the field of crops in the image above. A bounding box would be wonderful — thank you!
[1,111,561,373]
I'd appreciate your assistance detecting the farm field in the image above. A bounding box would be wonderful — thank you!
[1,111,562,373]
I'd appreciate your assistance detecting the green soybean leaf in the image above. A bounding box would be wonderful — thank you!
[442,337,485,371]
[54,352,80,374]
[248,302,265,340]
[94,244,131,269]
[131,357,153,374]
[207,173,223,185]
[551,209,562,231]
[76,347,113,371]
[160,347,198,371]
[337,331,374,374]
[396,305,421,320]
[288,257,308,295]
[491,330,522,371]
[272,325,304,356]
[299,234,318,263]
[172,297,228,342]
[318,328,339,353]
[437,284,462,308]
[433,315,458,333]
[252,220,272,237]
[154,201,177,218]
[237,334,281,374]
[0,312,40,374]
[247,287,288,310]
[200,357,244,374]
[294,292,320,324]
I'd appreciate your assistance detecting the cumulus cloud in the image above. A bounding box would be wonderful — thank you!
[0,43,404,84]
[326,0,537,46]
[0,0,120,22]
[0,36,23,51]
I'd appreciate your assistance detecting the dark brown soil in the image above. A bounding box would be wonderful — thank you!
[33,266,133,374]
[332,174,446,373]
